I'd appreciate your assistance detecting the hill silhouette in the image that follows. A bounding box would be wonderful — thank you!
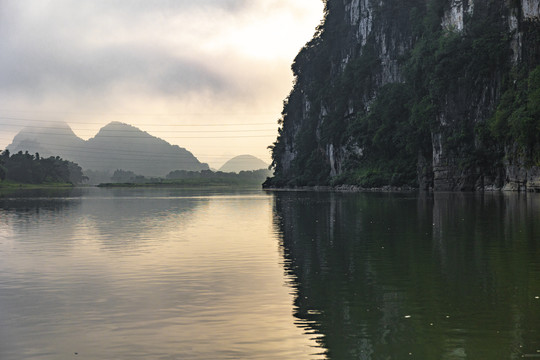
[218,155,268,173]
[7,122,208,176]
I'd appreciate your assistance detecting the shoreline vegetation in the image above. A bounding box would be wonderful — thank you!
[0,150,85,186]
[262,184,539,193]
[0,181,77,197]
[0,180,75,190]
[97,169,272,188]
[97,180,265,188]
[262,184,417,192]
[1,149,272,190]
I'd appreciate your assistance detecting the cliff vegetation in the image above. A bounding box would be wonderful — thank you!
[265,0,540,191]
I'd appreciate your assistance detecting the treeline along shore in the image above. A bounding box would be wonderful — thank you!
[0,149,85,187]
[98,169,272,188]
[1,148,272,189]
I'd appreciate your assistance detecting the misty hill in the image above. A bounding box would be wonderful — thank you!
[218,155,269,173]
[82,122,208,175]
[7,121,208,176]
[8,122,86,160]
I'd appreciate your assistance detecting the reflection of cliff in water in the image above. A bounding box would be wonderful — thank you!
[273,192,540,359]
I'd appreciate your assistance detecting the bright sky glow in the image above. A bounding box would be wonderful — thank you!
[0,0,324,168]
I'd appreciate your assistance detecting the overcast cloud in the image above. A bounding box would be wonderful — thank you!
[0,0,323,167]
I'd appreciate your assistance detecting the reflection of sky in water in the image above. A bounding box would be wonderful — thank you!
[0,188,322,360]
[6,188,540,359]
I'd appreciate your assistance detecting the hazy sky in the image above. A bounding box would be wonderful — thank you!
[0,0,323,168]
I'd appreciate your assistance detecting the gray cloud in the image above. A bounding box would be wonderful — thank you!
[0,0,323,165]
[0,40,226,98]
[95,0,249,13]
[0,0,284,102]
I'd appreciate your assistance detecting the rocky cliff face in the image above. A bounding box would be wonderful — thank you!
[266,0,540,191]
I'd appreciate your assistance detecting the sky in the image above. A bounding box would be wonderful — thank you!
[0,0,324,169]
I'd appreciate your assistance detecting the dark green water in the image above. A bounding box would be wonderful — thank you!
[275,191,540,359]
[1,188,539,359]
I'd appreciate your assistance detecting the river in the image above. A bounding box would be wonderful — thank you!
[1,188,539,359]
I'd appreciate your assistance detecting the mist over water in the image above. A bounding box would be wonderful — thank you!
[1,189,540,359]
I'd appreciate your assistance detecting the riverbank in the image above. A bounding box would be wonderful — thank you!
[262,184,418,192]
[97,179,264,188]
[0,181,74,190]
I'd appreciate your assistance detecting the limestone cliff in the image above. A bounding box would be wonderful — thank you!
[266,0,540,191]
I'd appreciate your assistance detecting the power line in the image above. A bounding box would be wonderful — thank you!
[0,109,278,116]
[0,116,277,127]
[0,126,277,136]
[2,138,273,161]
[0,122,277,133]
[0,132,277,139]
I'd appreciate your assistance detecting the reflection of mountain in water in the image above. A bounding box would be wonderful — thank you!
[273,192,540,359]
[78,188,207,251]
[0,188,206,252]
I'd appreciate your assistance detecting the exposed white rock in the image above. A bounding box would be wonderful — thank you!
[350,143,364,157]
[442,0,475,31]
[282,147,297,173]
[321,104,329,117]
[340,53,351,72]
[346,0,361,25]
[438,112,449,126]
[357,0,373,46]
[432,132,443,166]
[328,144,337,176]
[442,0,465,31]
[347,101,354,117]
[509,8,522,64]
[302,93,311,119]
[522,0,540,20]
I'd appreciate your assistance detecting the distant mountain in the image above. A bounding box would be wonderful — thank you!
[8,122,86,160]
[81,122,208,175]
[7,121,208,176]
[219,155,269,173]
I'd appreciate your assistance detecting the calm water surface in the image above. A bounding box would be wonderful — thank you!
[1,188,540,359]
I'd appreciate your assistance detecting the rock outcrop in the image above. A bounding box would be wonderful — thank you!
[266,0,540,191]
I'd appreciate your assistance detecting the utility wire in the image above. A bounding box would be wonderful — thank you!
[2,140,271,161]
[0,116,277,127]
[0,123,277,133]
